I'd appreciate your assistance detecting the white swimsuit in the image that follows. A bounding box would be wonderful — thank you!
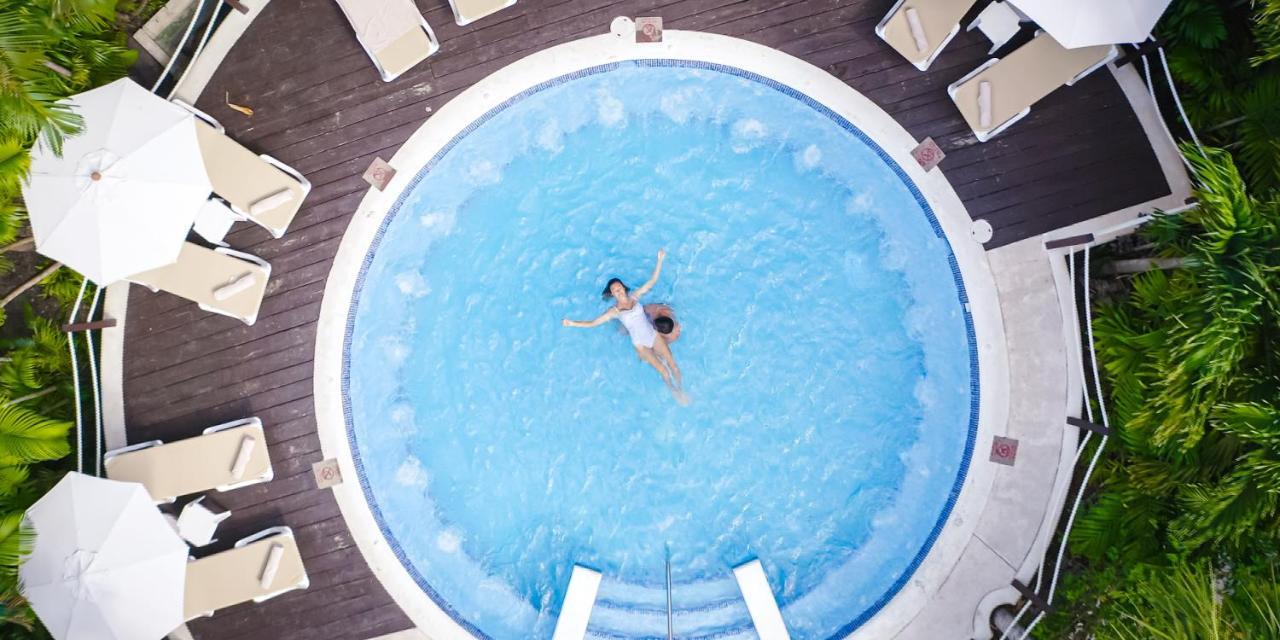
[616,300,657,348]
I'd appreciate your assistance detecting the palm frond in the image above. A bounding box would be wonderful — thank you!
[0,404,70,466]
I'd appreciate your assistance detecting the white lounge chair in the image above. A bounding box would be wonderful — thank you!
[448,0,516,26]
[104,417,272,503]
[948,32,1117,141]
[876,0,978,71]
[334,0,440,82]
[550,565,602,640]
[184,526,309,620]
[173,100,311,238]
[128,242,271,325]
[733,559,791,640]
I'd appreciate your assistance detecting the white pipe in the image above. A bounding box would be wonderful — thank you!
[84,286,104,477]
[1141,55,1195,173]
[1001,251,1098,640]
[999,602,1032,640]
[1157,46,1206,155]
[67,279,88,474]
[151,0,211,93]
[1045,248,1110,607]
[1090,202,1198,242]
[167,0,225,99]
[1045,202,1199,253]
[1020,611,1046,639]
[1017,248,1115,640]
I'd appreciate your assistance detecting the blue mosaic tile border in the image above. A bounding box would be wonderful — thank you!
[339,58,981,640]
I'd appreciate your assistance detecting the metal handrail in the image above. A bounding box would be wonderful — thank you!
[665,549,674,640]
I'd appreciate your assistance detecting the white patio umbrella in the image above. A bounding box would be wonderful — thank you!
[1008,0,1174,48]
[19,472,188,640]
[22,77,211,285]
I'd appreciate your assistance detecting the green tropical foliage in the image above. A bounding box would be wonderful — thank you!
[1254,0,1280,66]
[1160,0,1280,191]
[0,0,119,611]
[1041,144,1280,637]
[0,0,134,156]
[0,0,136,318]
[1071,147,1280,565]
[1099,559,1280,639]
[0,2,149,631]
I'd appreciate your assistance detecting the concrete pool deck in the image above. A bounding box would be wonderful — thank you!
[101,1,1188,638]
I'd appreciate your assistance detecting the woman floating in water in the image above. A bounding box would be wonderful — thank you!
[562,249,687,404]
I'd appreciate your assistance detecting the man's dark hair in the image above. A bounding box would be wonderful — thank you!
[654,316,675,334]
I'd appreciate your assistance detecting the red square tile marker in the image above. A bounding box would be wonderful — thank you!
[636,17,663,42]
[363,157,396,191]
[912,137,946,172]
[990,436,1019,466]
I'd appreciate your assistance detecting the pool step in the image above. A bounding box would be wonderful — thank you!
[585,573,759,640]
[595,573,742,611]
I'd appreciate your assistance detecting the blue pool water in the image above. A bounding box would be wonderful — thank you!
[344,61,976,640]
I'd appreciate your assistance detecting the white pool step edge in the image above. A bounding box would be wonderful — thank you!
[732,560,791,640]
[553,565,605,640]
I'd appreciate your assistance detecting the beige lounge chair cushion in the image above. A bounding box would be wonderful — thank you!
[336,0,423,50]
[450,0,514,25]
[194,121,306,237]
[105,423,271,502]
[881,0,976,67]
[183,531,306,619]
[130,243,269,324]
[952,33,1114,136]
[376,27,435,80]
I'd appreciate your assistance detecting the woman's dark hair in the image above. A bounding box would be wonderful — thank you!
[654,316,675,334]
[602,278,629,300]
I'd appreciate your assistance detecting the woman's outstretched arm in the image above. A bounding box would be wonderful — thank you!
[632,249,666,299]
[562,308,617,328]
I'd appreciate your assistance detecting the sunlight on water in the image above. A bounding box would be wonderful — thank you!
[346,62,974,640]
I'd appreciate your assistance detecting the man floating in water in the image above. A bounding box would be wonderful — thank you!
[562,249,687,404]
[645,303,680,343]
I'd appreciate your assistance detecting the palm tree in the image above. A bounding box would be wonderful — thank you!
[1099,559,1280,639]
[1109,145,1279,452]
[1074,145,1280,562]
[0,0,134,156]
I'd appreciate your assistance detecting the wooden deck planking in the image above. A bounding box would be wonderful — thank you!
[120,0,1171,638]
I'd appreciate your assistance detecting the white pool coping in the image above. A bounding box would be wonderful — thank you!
[313,26,1018,640]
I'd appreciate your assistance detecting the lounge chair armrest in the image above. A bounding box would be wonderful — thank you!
[874,0,909,36]
[171,98,225,133]
[256,154,312,193]
[417,15,440,51]
[103,439,164,463]
[1067,45,1119,86]
[235,525,293,548]
[213,196,248,221]
[202,416,262,435]
[213,247,272,272]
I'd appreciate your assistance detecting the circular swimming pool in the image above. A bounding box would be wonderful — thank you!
[317,30,1000,640]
